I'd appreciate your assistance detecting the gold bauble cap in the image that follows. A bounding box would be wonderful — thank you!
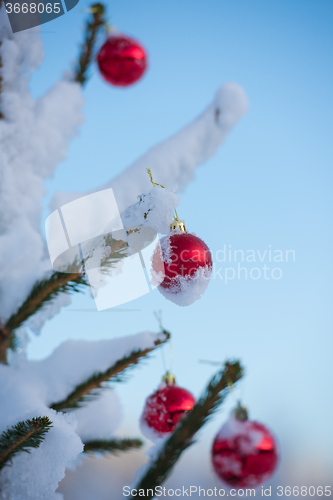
[170,219,187,233]
[162,371,176,385]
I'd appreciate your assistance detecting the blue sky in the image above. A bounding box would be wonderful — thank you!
[26,0,333,488]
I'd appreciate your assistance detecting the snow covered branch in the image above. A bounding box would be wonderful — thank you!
[51,83,248,215]
[0,231,132,363]
[84,438,142,455]
[131,361,244,499]
[50,330,170,412]
[5,272,88,334]
[0,272,88,363]
[74,3,106,85]
[0,417,52,470]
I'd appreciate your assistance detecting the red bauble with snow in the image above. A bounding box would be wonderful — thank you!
[140,374,196,441]
[151,220,213,306]
[211,407,278,488]
[97,34,147,87]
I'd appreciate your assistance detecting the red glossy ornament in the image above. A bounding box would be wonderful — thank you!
[152,231,213,290]
[140,375,196,440]
[212,409,278,488]
[97,34,147,87]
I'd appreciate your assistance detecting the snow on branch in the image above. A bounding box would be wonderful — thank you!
[130,361,244,499]
[0,4,85,325]
[84,438,143,456]
[5,272,88,334]
[0,231,132,362]
[0,272,88,363]
[0,416,52,470]
[51,83,248,215]
[50,330,170,412]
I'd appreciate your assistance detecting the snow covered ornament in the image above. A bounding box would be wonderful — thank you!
[211,405,278,488]
[140,372,196,442]
[97,33,147,87]
[151,221,213,306]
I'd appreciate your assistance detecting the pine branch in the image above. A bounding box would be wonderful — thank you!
[84,438,143,455]
[131,361,244,499]
[0,417,52,470]
[99,235,129,274]
[74,3,106,85]
[0,232,133,363]
[5,271,88,334]
[0,272,87,363]
[50,331,170,412]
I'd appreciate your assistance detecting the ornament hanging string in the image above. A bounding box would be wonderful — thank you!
[146,169,180,222]
[169,335,173,372]
[154,310,167,373]
[153,310,173,379]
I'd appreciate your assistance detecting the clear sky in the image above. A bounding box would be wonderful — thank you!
[26,0,333,493]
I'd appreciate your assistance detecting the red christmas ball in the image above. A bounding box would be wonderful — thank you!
[96,34,147,87]
[152,230,212,303]
[140,378,196,441]
[211,413,278,488]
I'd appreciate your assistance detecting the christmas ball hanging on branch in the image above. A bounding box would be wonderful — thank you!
[211,404,278,488]
[97,33,148,87]
[140,371,196,442]
[151,221,213,307]
[146,169,213,307]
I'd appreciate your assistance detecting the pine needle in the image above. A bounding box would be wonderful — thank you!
[84,438,143,455]
[74,3,106,85]
[0,417,53,470]
[50,331,171,412]
[131,361,244,498]
[5,271,88,334]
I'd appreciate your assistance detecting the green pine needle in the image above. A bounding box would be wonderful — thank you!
[74,3,106,85]
[84,438,143,455]
[0,417,53,470]
[50,331,170,412]
[131,361,244,498]
[5,271,88,335]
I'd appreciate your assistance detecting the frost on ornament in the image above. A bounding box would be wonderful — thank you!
[140,377,196,443]
[211,412,278,489]
[151,231,213,306]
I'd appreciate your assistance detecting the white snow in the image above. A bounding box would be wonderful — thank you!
[18,331,167,406]
[128,436,168,490]
[215,414,264,451]
[51,82,248,216]
[0,3,247,497]
[0,331,165,498]
[0,5,84,323]
[123,185,180,235]
[75,389,123,442]
[27,293,72,336]
[0,362,83,500]
[139,415,170,444]
[157,264,212,307]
